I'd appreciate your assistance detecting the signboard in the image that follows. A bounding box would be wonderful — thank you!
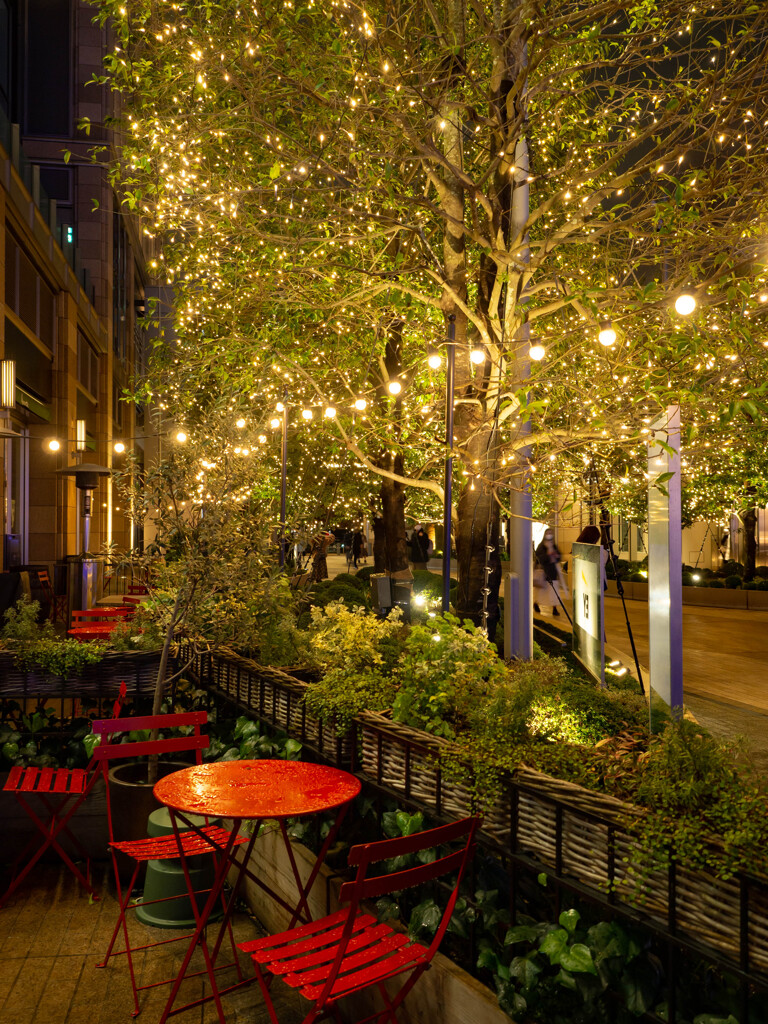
[571,541,604,685]
[648,406,683,715]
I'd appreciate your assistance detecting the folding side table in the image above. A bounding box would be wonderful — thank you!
[154,759,361,1024]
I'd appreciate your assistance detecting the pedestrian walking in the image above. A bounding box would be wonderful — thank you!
[534,528,568,616]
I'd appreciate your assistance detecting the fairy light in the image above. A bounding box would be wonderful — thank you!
[529,343,546,361]
[675,293,697,316]
[387,380,402,395]
[598,319,617,346]
[354,398,367,411]
[469,346,486,365]
[302,408,313,420]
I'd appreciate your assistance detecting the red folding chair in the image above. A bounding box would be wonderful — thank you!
[0,682,127,909]
[91,711,250,1018]
[239,815,480,1024]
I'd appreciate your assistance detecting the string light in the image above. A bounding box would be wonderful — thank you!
[529,343,546,361]
[354,398,367,411]
[598,319,617,346]
[114,441,126,453]
[302,408,313,420]
[675,293,697,316]
[324,406,337,418]
[270,417,281,429]
[387,380,402,395]
[469,346,486,365]
[175,431,188,443]
[235,417,246,428]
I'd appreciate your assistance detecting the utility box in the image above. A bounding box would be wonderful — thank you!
[370,574,392,614]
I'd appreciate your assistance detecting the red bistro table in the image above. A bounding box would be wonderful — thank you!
[154,759,361,1024]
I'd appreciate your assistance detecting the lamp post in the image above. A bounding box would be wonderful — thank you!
[443,315,456,613]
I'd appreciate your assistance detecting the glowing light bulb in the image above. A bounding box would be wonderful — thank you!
[675,292,697,316]
[427,353,442,370]
[47,439,60,452]
[324,406,336,418]
[114,441,126,454]
[529,343,546,361]
[236,417,246,429]
[175,431,187,443]
[598,319,616,346]
[469,347,486,365]
[270,417,281,429]
[276,402,285,412]
[354,398,367,411]
[388,380,402,395]
[302,408,313,421]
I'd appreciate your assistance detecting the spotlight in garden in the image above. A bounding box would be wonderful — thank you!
[598,319,616,346]
[675,292,697,316]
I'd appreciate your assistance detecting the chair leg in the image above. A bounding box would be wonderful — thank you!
[97,857,143,1018]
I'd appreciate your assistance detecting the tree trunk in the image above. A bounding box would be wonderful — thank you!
[743,506,757,581]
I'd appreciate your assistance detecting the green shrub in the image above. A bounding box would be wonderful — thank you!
[333,572,367,592]
[1,598,106,678]
[725,574,742,589]
[708,579,724,589]
[353,565,378,584]
[743,580,759,591]
[307,580,369,609]
[681,572,694,587]
[755,566,768,579]
[758,579,768,591]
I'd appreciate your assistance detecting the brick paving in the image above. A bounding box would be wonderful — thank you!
[0,862,306,1024]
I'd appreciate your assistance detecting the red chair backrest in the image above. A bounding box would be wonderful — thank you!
[90,710,209,765]
[340,816,480,958]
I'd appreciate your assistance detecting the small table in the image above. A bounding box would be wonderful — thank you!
[154,759,361,1024]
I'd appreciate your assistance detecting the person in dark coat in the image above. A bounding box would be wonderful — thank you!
[534,528,566,616]
[351,529,365,568]
[409,527,431,570]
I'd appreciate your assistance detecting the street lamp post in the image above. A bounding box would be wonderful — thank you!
[443,315,456,613]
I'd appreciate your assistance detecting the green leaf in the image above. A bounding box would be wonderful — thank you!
[509,954,541,989]
[558,908,580,934]
[559,943,597,974]
[408,898,442,938]
[269,161,281,179]
[504,924,539,945]
[539,928,568,964]
[555,968,578,990]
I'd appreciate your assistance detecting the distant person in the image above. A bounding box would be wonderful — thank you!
[534,528,568,616]
[352,529,365,569]
[409,526,431,570]
[308,530,335,583]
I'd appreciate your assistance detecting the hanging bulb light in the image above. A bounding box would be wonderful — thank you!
[270,417,281,429]
[114,441,126,454]
[529,342,546,361]
[47,438,61,452]
[675,292,697,316]
[354,398,367,411]
[175,430,188,443]
[276,402,285,412]
[235,417,246,429]
[388,380,402,395]
[302,408,313,421]
[427,350,442,370]
[469,346,486,365]
[598,319,617,346]
[324,406,336,418]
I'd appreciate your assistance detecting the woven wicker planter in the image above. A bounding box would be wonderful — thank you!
[197,648,355,765]
[0,649,165,700]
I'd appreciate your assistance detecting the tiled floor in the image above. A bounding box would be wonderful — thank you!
[0,862,307,1024]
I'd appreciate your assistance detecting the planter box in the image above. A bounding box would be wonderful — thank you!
[0,649,165,700]
[237,824,509,1024]
[193,648,355,766]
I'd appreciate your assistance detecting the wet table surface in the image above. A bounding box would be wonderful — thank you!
[154,759,362,821]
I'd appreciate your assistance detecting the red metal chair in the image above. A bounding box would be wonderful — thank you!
[239,815,480,1024]
[0,681,127,909]
[91,711,250,1017]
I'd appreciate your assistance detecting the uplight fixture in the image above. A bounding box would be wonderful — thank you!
[674,292,697,316]
[598,319,617,346]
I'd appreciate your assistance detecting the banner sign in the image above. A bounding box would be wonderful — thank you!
[571,541,604,685]
[648,405,683,714]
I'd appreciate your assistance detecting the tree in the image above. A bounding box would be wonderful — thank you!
[94,0,768,622]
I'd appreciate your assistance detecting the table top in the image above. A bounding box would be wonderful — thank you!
[154,759,361,819]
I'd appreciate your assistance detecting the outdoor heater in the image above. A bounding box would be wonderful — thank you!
[57,462,111,609]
